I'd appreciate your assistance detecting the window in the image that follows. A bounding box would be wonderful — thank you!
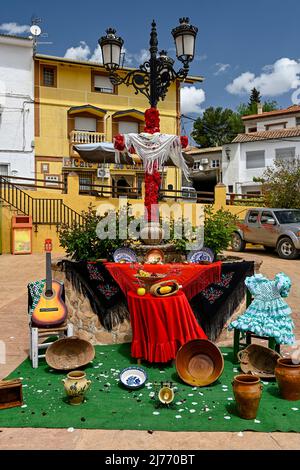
[248,127,257,133]
[42,65,57,87]
[0,164,9,176]
[296,117,300,127]
[79,173,93,192]
[92,74,114,93]
[41,163,49,173]
[275,147,295,162]
[45,175,59,187]
[261,211,276,224]
[74,117,97,132]
[248,210,259,224]
[211,159,220,168]
[246,150,265,169]
[228,185,233,193]
[118,121,139,134]
[193,161,200,170]
[265,122,287,130]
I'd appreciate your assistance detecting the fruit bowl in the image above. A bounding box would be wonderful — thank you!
[135,272,167,292]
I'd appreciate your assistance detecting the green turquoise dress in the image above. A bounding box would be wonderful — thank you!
[228,273,295,345]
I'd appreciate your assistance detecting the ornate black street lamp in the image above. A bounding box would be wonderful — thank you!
[99,18,198,108]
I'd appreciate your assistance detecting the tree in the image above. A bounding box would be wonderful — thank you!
[248,87,261,107]
[256,158,300,208]
[191,107,244,147]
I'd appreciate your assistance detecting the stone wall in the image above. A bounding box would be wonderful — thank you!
[52,263,132,345]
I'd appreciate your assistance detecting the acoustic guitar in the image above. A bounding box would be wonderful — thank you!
[31,239,68,327]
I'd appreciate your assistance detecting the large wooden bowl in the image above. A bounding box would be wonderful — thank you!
[176,339,224,387]
[135,273,166,292]
[45,336,95,370]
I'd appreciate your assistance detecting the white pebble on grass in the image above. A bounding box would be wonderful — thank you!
[153,411,160,415]
[23,384,28,388]
[227,397,233,401]
[178,409,184,412]
[21,404,27,408]
[224,416,231,420]
[222,353,228,356]
[254,419,261,424]
[292,408,299,411]
[149,392,155,398]
[192,387,197,391]
[198,392,204,396]
[189,409,196,413]
[159,371,165,374]
[176,401,182,405]
[175,415,182,419]
[37,390,43,393]
[188,393,194,397]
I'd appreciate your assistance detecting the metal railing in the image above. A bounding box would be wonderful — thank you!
[0,176,84,227]
[226,193,265,206]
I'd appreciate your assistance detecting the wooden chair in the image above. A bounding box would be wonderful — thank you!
[233,289,281,363]
[29,321,74,369]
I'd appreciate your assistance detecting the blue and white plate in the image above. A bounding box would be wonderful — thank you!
[113,247,137,263]
[187,247,214,264]
[119,366,147,389]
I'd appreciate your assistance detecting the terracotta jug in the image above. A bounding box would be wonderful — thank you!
[62,370,91,405]
[275,358,300,401]
[232,374,263,419]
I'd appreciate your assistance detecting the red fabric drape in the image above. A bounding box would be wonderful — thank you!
[128,290,207,363]
[105,262,221,301]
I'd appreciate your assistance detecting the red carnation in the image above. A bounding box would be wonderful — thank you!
[113,134,125,151]
[180,135,188,148]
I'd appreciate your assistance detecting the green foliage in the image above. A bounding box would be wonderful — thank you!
[58,203,136,261]
[204,206,238,256]
[248,87,261,106]
[191,107,244,147]
[238,96,278,116]
[260,158,300,209]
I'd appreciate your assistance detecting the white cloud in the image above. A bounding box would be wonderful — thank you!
[180,86,205,114]
[0,22,30,35]
[214,63,230,75]
[226,58,300,96]
[64,41,91,61]
[90,45,102,63]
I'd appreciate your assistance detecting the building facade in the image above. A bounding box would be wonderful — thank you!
[222,105,300,194]
[0,35,34,180]
[184,146,222,192]
[34,54,201,196]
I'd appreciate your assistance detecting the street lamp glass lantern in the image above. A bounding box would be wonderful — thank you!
[98,28,124,71]
[172,17,198,64]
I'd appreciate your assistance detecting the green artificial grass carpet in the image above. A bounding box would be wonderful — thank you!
[0,344,299,432]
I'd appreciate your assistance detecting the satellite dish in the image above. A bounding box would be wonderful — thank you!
[30,25,41,36]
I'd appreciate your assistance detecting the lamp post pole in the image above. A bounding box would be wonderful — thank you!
[149,20,158,109]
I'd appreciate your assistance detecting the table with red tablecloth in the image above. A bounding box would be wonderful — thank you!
[105,262,221,301]
[104,262,221,363]
[128,290,207,363]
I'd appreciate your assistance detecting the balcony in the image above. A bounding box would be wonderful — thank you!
[70,130,106,145]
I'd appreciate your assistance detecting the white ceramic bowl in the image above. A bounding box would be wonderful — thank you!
[119,366,147,389]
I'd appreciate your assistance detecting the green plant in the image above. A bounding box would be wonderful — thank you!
[203,206,238,256]
[58,203,136,261]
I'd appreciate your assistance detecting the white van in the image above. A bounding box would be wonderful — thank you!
[181,186,198,202]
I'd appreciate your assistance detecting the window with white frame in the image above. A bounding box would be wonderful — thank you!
[193,161,200,170]
[275,147,295,162]
[246,150,265,169]
[0,164,9,176]
[93,75,114,93]
[45,175,60,187]
[211,159,220,168]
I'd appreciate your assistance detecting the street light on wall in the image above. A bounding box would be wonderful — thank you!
[99,18,198,108]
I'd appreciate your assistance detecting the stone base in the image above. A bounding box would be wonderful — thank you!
[52,262,132,346]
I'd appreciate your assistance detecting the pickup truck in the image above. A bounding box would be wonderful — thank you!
[231,208,300,259]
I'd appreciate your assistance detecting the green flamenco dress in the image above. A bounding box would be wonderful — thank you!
[228,272,295,345]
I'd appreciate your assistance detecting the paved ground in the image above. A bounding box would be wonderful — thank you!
[0,249,299,450]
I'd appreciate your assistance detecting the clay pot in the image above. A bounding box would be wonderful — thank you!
[275,358,300,401]
[62,370,91,405]
[140,223,164,245]
[232,374,263,419]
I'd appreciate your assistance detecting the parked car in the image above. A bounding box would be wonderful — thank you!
[231,208,300,259]
[181,186,198,202]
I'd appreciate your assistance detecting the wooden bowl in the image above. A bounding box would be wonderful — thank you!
[135,273,166,292]
[45,336,95,370]
[176,339,224,387]
[238,344,281,379]
[150,280,180,297]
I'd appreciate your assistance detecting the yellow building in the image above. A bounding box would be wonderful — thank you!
[34,54,202,196]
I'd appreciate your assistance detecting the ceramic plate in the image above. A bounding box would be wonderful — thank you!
[119,366,147,389]
[187,248,214,264]
[113,247,137,263]
[144,248,165,264]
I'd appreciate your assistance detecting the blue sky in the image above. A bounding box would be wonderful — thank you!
[2,0,300,134]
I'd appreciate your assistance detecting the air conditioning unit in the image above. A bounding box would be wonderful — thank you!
[97,168,110,179]
[201,158,209,164]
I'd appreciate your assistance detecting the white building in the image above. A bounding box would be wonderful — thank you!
[183,146,222,192]
[0,34,34,180]
[222,105,300,194]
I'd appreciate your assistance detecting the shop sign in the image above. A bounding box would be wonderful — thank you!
[63,157,97,169]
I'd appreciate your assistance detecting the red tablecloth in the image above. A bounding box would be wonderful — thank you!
[128,290,207,363]
[105,262,221,301]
